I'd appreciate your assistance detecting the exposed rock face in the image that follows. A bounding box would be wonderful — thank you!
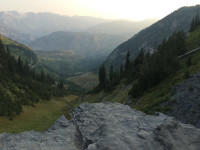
[1,103,200,150]
[0,115,79,150]
[164,72,200,128]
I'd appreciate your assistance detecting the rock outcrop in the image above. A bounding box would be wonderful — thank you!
[164,72,200,128]
[1,102,200,150]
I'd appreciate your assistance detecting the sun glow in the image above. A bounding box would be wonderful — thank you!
[0,0,199,20]
[72,0,200,20]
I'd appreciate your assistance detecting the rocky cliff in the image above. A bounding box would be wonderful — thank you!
[1,103,200,150]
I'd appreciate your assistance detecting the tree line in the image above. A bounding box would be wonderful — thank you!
[190,12,200,32]
[94,30,187,98]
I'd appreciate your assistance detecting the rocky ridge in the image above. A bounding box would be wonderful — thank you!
[1,102,200,150]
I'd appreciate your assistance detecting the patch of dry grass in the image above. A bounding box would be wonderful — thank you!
[67,72,99,91]
[0,95,79,134]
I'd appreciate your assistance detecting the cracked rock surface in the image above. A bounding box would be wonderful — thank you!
[1,102,200,150]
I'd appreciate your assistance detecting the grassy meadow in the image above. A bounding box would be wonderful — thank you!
[67,72,99,91]
[0,95,79,134]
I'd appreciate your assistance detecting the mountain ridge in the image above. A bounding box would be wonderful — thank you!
[0,11,157,44]
[85,19,158,35]
[104,5,200,69]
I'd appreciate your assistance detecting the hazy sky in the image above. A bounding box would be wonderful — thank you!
[0,0,199,20]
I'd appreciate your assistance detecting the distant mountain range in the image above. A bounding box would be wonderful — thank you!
[104,5,200,69]
[0,11,108,44]
[29,31,132,76]
[0,11,157,44]
[0,11,157,76]
[85,19,157,35]
[29,31,132,55]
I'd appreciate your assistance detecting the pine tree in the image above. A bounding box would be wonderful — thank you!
[125,51,131,71]
[190,12,200,32]
[17,56,23,74]
[120,64,124,78]
[99,64,106,85]
[190,17,196,32]
[109,65,114,82]
[57,80,64,89]
[40,70,44,82]
[186,56,192,66]
[6,46,10,55]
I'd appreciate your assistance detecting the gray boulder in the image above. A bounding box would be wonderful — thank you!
[1,102,200,150]
[0,115,79,150]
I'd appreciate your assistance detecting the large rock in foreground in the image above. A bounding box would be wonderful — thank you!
[1,103,200,150]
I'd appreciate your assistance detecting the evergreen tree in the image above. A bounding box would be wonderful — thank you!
[120,64,124,78]
[17,56,23,74]
[125,51,131,71]
[129,30,185,98]
[109,65,114,82]
[40,70,44,82]
[190,17,196,32]
[99,64,106,85]
[186,56,192,66]
[6,46,10,55]
[190,12,200,32]
[57,80,64,89]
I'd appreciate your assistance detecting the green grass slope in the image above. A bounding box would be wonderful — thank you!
[186,25,200,50]
[34,50,85,77]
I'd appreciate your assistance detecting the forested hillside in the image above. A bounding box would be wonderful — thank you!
[89,13,200,125]
[0,38,67,119]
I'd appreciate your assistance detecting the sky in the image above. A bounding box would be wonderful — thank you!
[0,0,200,21]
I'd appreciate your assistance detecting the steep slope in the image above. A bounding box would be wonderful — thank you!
[0,39,56,119]
[85,19,157,35]
[1,103,200,150]
[104,5,200,69]
[30,32,132,76]
[84,23,200,129]
[0,35,37,64]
